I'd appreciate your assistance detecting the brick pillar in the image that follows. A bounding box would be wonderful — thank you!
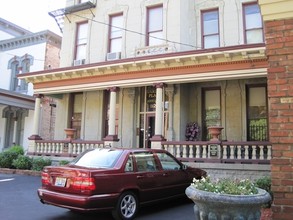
[262,12,293,220]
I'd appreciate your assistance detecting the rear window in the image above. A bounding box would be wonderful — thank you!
[72,148,123,168]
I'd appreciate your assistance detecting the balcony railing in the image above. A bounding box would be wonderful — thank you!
[30,139,105,157]
[161,141,271,164]
[29,139,271,164]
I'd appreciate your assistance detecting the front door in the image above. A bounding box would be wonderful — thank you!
[145,115,155,148]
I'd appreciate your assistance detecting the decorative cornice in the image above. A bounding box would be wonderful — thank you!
[0,30,62,51]
[19,45,266,85]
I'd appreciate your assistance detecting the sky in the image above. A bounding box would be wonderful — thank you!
[0,0,66,35]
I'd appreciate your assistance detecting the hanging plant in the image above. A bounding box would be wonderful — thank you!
[185,122,200,141]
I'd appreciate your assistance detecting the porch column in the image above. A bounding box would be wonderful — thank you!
[28,94,43,140]
[104,87,119,143]
[165,85,175,141]
[151,83,166,148]
[12,117,18,144]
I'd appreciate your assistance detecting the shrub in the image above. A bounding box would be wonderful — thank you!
[32,157,52,171]
[8,145,24,155]
[59,160,70,166]
[0,146,25,168]
[12,155,32,170]
[254,176,273,208]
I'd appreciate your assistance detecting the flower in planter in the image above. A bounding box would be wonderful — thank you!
[185,122,200,141]
[191,176,258,195]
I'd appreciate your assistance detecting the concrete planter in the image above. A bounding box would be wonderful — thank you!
[185,185,271,220]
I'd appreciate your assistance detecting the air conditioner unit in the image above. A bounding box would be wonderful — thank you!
[106,52,121,61]
[73,59,85,66]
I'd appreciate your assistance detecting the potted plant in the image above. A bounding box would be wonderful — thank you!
[185,122,200,141]
[185,176,271,219]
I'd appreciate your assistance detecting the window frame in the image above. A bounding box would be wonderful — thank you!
[74,21,88,61]
[243,2,264,44]
[108,13,123,53]
[201,8,220,49]
[246,84,268,141]
[146,5,163,46]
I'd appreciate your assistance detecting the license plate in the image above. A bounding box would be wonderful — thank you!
[55,177,67,187]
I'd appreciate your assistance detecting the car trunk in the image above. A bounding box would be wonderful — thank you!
[42,165,95,195]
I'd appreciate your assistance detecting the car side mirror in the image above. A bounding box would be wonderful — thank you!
[182,164,187,170]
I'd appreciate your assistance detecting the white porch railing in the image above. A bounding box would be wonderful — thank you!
[29,139,271,164]
[161,141,272,164]
[31,140,105,157]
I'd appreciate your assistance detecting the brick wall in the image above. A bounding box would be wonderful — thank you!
[265,18,293,219]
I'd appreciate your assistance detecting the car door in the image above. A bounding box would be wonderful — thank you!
[155,152,190,198]
[133,152,163,202]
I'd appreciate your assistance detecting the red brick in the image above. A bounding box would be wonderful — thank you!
[268,66,286,73]
[271,158,291,165]
[266,20,285,26]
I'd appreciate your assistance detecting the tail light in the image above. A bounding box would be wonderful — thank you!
[71,177,96,191]
[41,172,50,185]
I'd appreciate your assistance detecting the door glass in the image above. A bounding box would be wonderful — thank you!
[202,88,221,140]
[134,152,157,172]
[247,86,267,141]
[72,93,82,139]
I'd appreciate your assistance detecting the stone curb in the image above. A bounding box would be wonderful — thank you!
[0,168,41,176]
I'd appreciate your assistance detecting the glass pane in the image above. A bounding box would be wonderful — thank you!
[110,38,122,52]
[77,23,88,44]
[204,35,219,48]
[76,44,86,60]
[146,86,156,112]
[111,15,123,38]
[203,11,218,35]
[149,31,164,46]
[246,13,262,29]
[205,90,221,127]
[246,29,263,44]
[149,7,163,32]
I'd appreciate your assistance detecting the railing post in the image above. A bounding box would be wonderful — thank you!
[223,145,227,159]
[267,145,272,160]
[195,145,200,158]
[244,145,249,159]
[230,145,235,159]
[252,145,256,159]
[259,145,264,160]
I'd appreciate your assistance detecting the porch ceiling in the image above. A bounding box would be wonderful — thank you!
[18,45,267,95]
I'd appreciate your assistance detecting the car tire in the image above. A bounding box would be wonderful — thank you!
[112,191,138,220]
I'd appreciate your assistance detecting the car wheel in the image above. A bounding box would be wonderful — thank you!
[112,191,138,220]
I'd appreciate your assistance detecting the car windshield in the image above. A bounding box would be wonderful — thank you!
[72,148,123,168]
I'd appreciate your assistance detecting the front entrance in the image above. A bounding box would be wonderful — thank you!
[139,113,155,148]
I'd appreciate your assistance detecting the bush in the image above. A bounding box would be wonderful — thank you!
[255,176,273,208]
[8,145,24,155]
[0,146,25,168]
[31,157,52,171]
[59,160,70,165]
[12,155,32,170]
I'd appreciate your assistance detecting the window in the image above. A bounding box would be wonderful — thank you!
[147,5,164,46]
[202,88,221,140]
[8,55,32,92]
[109,14,123,53]
[75,22,88,61]
[70,93,83,139]
[243,3,263,44]
[246,85,268,141]
[157,152,181,170]
[202,9,219,49]
[134,152,157,172]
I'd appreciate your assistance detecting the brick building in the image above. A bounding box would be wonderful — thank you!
[259,0,293,219]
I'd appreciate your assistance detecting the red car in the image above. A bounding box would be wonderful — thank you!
[38,148,206,220]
